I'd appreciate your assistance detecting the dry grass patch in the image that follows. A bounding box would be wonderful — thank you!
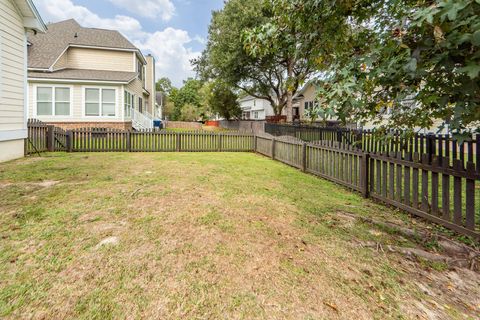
[0,152,478,319]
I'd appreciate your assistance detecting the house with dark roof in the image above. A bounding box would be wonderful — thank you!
[26,19,156,130]
[0,0,46,162]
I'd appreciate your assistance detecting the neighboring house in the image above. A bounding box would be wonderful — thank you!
[155,92,164,120]
[293,82,317,121]
[296,82,450,132]
[238,95,275,120]
[26,19,156,130]
[0,0,46,162]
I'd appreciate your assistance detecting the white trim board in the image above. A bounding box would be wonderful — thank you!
[0,129,27,142]
[28,78,134,84]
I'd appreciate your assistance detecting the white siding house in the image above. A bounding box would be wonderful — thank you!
[0,0,46,162]
[238,96,275,120]
[26,19,156,130]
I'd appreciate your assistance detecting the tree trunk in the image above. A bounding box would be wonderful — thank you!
[286,59,294,123]
[273,103,281,116]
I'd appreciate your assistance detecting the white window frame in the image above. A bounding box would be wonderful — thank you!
[82,86,118,118]
[33,84,73,118]
[124,90,133,118]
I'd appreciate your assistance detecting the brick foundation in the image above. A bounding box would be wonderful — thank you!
[45,122,132,131]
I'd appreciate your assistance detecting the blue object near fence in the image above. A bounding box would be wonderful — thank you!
[153,120,162,129]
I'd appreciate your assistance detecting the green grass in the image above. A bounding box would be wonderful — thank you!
[0,153,478,319]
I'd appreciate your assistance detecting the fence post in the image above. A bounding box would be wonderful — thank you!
[271,137,276,160]
[66,130,73,152]
[176,133,181,152]
[47,125,55,152]
[301,142,307,172]
[126,131,131,152]
[253,135,257,152]
[361,152,369,198]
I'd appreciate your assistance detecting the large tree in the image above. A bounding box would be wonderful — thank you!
[194,0,314,117]
[242,0,350,121]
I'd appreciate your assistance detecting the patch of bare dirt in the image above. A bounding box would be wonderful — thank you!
[0,180,61,189]
[399,262,480,319]
[338,212,480,319]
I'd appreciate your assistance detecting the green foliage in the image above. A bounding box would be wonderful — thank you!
[201,0,479,133]
[169,79,205,121]
[166,78,239,121]
[155,77,173,94]
[194,0,294,115]
[242,0,323,120]
[308,0,480,135]
[207,81,241,120]
[179,103,201,122]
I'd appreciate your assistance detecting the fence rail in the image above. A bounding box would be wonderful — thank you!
[265,123,479,170]
[26,121,479,238]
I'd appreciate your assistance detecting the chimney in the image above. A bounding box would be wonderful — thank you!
[145,54,156,116]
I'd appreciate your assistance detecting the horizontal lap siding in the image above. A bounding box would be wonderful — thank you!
[52,52,67,70]
[0,0,26,132]
[125,77,150,109]
[67,48,134,72]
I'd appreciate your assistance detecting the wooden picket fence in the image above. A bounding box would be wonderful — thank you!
[25,119,48,154]
[26,120,68,154]
[255,133,479,239]
[26,121,478,238]
[66,129,254,152]
[265,123,479,169]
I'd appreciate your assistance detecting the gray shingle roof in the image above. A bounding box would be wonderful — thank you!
[28,69,137,83]
[28,19,138,69]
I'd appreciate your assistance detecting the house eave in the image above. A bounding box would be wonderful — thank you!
[28,77,131,85]
[16,0,47,33]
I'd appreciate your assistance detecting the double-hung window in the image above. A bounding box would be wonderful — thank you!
[124,91,133,117]
[36,86,71,116]
[85,88,116,117]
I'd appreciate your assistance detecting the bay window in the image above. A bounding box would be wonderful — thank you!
[84,88,116,117]
[36,86,71,116]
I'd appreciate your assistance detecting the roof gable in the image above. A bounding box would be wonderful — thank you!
[27,19,139,69]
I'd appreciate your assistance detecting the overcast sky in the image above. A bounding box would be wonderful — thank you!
[33,0,224,86]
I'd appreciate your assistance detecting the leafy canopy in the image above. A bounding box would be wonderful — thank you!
[300,0,479,135]
[194,0,312,115]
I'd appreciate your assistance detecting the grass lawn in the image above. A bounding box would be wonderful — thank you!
[0,153,478,319]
